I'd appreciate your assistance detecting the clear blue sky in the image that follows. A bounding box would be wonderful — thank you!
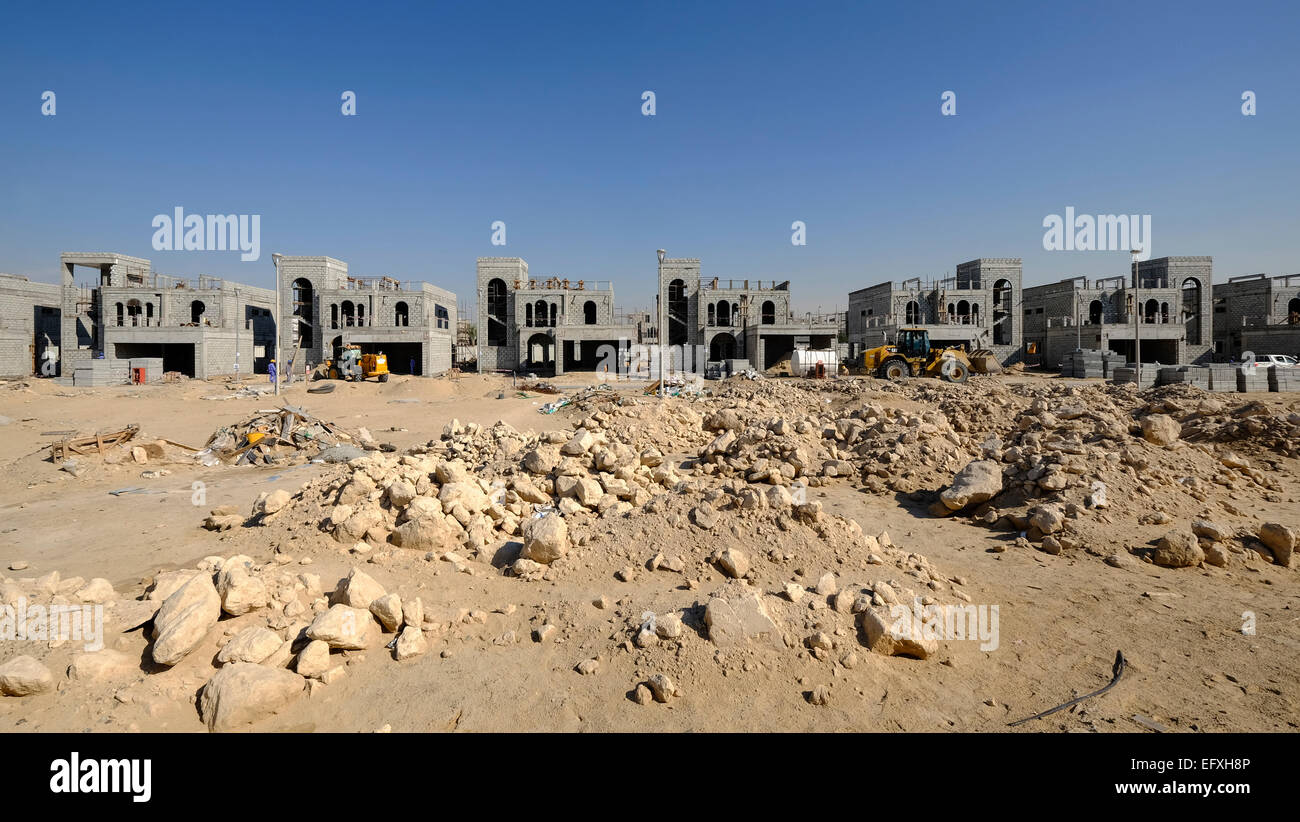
[2,0,1297,313]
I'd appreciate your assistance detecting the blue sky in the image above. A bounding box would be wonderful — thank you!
[2,0,1297,312]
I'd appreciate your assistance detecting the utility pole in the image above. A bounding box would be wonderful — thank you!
[272,253,282,396]
[657,249,666,399]
[1131,247,1142,386]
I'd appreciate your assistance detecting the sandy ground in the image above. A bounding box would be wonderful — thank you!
[0,371,1296,733]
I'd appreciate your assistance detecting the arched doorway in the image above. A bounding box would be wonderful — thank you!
[904,300,920,325]
[341,300,355,327]
[330,335,343,363]
[761,300,776,325]
[1289,296,1300,324]
[993,278,1013,344]
[292,278,314,349]
[583,301,596,325]
[534,299,548,328]
[956,300,970,324]
[126,299,142,326]
[710,334,736,361]
[526,332,554,370]
[395,301,409,327]
[1144,298,1159,323]
[668,279,688,345]
[487,278,507,344]
[717,301,731,327]
[1089,299,1103,325]
[191,300,205,324]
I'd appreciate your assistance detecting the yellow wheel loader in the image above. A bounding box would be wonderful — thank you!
[860,328,973,383]
[326,344,390,382]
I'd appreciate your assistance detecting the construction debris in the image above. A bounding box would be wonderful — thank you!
[49,424,140,461]
[199,406,356,466]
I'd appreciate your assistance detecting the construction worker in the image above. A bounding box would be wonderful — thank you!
[267,359,277,385]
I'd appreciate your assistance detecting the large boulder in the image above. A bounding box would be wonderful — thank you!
[1258,523,1295,567]
[520,515,569,565]
[0,655,55,696]
[703,594,784,649]
[68,649,138,685]
[1153,531,1204,568]
[217,557,269,616]
[860,607,938,659]
[216,627,285,665]
[1140,414,1181,447]
[390,514,459,552]
[337,568,387,609]
[199,663,305,732]
[940,460,1003,511]
[151,574,222,665]
[306,605,381,650]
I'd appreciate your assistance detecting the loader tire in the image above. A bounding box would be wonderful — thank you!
[878,358,908,381]
[942,361,970,384]
[378,373,389,383]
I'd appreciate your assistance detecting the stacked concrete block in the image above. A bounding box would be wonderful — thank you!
[1111,364,1158,388]
[1269,367,1300,392]
[1157,366,1209,389]
[1206,365,1239,393]
[1060,348,1106,378]
[1237,365,1272,392]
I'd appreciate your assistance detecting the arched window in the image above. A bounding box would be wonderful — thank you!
[1289,297,1300,324]
[1160,302,1169,324]
[331,304,338,330]
[292,278,314,348]
[191,300,205,324]
[707,303,715,326]
[356,303,365,327]
[525,303,533,327]
[341,300,355,326]
[126,300,142,326]
[584,300,597,325]
[668,279,688,345]
[761,300,776,325]
[549,303,557,327]
[115,302,124,326]
[1144,298,1159,323]
[956,300,970,324]
[904,300,920,325]
[145,303,153,325]
[395,301,409,327]
[1089,300,1103,325]
[732,303,739,325]
[947,303,955,323]
[535,299,548,328]
[718,301,731,327]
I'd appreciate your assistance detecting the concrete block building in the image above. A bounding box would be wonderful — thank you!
[58,252,276,383]
[656,256,838,372]
[1211,273,1300,359]
[1022,256,1212,367]
[475,257,649,375]
[847,258,1023,365]
[0,273,61,378]
[277,255,457,377]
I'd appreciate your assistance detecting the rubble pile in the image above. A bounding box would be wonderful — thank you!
[199,405,361,466]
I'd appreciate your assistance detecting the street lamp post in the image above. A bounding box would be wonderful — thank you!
[272,253,282,396]
[1131,247,1142,387]
[657,249,666,399]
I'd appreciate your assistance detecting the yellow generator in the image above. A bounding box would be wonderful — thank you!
[327,344,390,382]
[860,328,973,383]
